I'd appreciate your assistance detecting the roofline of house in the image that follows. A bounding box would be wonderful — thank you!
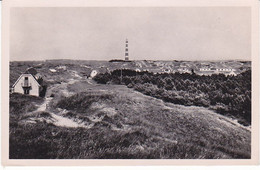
[12,73,41,88]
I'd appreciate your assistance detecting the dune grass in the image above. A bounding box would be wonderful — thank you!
[9,84,250,159]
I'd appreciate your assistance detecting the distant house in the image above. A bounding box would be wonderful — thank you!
[163,68,171,73]
[177,67,191,73]
[11,67,45,97]
[49,68,57,73]
[89,70,98,79]
[200,68,211,72]
[135,68,141,72]
[81,69,99,79]
[216,68,233,72]
[214,68,237,76]
[56,65,67,70]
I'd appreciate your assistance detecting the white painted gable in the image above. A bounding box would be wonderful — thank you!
[90,70,98,78]
[12,74,41,96]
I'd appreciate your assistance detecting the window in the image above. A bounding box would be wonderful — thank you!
[24,89,30,94]
[24,77,29,86]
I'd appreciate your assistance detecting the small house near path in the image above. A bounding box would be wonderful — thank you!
[11,67,46,97]
[90,70,98,79]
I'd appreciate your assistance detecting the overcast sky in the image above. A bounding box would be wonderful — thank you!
[10,7,251,61]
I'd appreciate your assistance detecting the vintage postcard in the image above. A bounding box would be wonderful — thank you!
[1,0,259,166]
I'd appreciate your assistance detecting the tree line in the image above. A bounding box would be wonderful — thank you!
[94,69,251,125]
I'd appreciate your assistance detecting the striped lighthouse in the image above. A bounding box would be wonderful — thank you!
[125,39,129,61]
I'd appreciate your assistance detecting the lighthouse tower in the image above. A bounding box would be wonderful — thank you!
[125,39,129,61]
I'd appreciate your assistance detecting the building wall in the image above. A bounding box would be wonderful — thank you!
[13,74,40,96]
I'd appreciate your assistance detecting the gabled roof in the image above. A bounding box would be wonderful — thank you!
[12,73,41,88]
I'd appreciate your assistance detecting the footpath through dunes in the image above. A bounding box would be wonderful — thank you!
[51,79,251,159]
[9,62,251,159]
[9,70,251,159]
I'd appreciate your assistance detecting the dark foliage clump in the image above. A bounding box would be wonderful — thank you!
[94,69,251,125]
[9,93,44,117]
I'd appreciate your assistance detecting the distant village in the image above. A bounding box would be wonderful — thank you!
[108,39,249,76]
[10,39,250,97]
[128,60,243,76]
[10,58,250,97]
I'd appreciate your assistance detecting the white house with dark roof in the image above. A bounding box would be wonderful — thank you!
[12,68,43,96]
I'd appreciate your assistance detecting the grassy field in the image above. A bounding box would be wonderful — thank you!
[9,79,251,159]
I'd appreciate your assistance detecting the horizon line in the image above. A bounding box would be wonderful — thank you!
[9,58,252,62]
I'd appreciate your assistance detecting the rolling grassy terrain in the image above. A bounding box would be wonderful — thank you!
[9,60,251,159]
[9,81,251,159]
[94,69,251,125]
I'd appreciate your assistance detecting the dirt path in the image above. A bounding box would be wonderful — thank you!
[26,68,251,132]
[49,111,87,128]
[42,69,89,128]
[27,97,88,128]
[25,70,91,128]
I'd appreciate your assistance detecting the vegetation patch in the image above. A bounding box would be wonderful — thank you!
[56,92,113,114]
[9,61,251,159]
[94,69,251,125]
[9,93,44,122]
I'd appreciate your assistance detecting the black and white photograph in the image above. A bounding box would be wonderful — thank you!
[2,0,259,166]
